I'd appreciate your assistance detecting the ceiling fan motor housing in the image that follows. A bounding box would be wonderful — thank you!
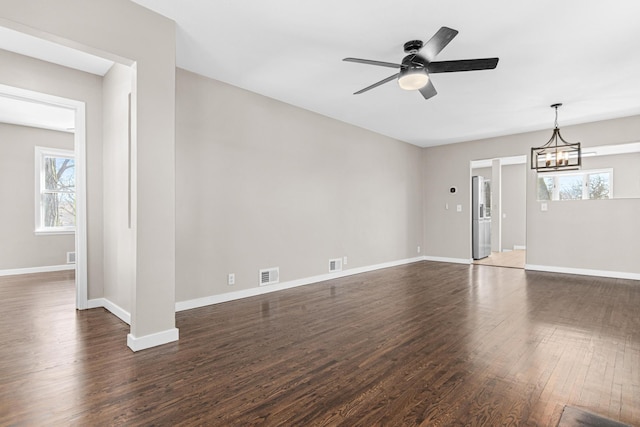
[402,54,427,70]
[403,40,423,54]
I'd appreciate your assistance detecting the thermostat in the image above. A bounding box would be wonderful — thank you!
[449,186,457,194]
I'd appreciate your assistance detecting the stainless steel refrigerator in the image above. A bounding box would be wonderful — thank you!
[472,176,492,259]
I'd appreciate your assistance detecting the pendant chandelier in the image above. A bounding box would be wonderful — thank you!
[531,103,581,172]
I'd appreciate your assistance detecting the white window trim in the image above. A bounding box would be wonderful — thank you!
[34,146,76,235]
[538,168,614,201]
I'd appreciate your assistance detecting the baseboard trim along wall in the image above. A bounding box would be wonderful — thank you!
[87,298,131,324]
[514,245,526,250]
[0,264,75,277]
[127,328,179,352]
[422,256,471,265]
[176,256,426,312]
[525,264,640,281]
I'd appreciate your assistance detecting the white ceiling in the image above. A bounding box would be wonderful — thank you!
[131,0,640,147]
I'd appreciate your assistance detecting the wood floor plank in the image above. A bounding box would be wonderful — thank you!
[1,264,640,426]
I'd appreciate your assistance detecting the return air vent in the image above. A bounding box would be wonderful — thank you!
[67,252,76,264]
[259,267,279,286]
[329,258,342,272]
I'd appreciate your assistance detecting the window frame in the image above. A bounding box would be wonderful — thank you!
[34,146,76,235]
[537,168,614,201]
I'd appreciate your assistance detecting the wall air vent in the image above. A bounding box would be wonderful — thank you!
[67,252,76,264]
[259,267,279,286]
[329,258,342,272]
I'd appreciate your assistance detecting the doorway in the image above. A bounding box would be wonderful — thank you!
[470,155,527,269]
[0,84,88,308]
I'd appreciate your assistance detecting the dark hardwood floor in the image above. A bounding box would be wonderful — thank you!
[1,262,639,426]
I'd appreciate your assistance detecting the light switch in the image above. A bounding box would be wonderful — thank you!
[541,203,548,211]
[456,204,462,212]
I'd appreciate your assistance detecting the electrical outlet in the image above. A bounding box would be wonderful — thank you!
[343,256,348,265]
[227,273,235,286]
[417,245,421,253]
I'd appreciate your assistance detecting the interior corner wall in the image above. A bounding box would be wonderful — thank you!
[1,0,177,342]
[0,123,75,269]
[102,63,133,313]
[471,164,526,252]
[175,68,424,302]
[422,114,640,276]
[0,48,104,297]
[500,164,526,251]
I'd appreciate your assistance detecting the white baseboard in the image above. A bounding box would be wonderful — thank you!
[127,328,179,352]
[0,264,74,277]
[176,256,426,312]
[525,264,640,281]
[422,256,471,265]
[514,245,526,250]
[87,298,131,324]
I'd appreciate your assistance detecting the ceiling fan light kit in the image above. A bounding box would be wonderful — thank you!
[343,26,499,100]
[398,68,429,90]
[531,103,582,173]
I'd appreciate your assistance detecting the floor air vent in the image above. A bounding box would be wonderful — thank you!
[259,267,279,286]
[329,258,342,272]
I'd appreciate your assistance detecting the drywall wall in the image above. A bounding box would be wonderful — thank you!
[0,123,75,269]
[501,164,526,250]
[472,167,491,180]
[423,114,640,276]
[102,63,133,313]
[0,48,103,294]
[175,68,423,302]
[526,197,640,274]
[1,0,177,345]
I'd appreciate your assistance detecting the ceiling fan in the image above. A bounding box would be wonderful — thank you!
[343,26,499,100]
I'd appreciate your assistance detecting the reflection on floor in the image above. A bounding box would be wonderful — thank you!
[473,249,526,269]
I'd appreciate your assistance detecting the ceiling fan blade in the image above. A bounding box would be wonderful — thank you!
[419,79,437,100]
[353,73,399,95]
[428,58,499,73]
[343,58,402,69]
[421,27,458,61]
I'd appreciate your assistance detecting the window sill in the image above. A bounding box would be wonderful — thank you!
[35,229,76,236]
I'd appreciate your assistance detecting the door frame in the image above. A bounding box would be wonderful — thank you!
[0,84,88,309]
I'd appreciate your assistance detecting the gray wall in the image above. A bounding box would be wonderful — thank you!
[501,164,526,250]
[423,114,640,275]
[0,123,75,269]
[175,68,424,302]
[3,0,177,341]
[0,48,103,293]
[102,63,133,313]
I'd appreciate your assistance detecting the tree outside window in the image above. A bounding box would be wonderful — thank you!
[35,147,76,234]
[537,169,613,201]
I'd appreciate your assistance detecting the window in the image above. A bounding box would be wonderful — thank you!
[537,168,612,201]
[35,147,75,234]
